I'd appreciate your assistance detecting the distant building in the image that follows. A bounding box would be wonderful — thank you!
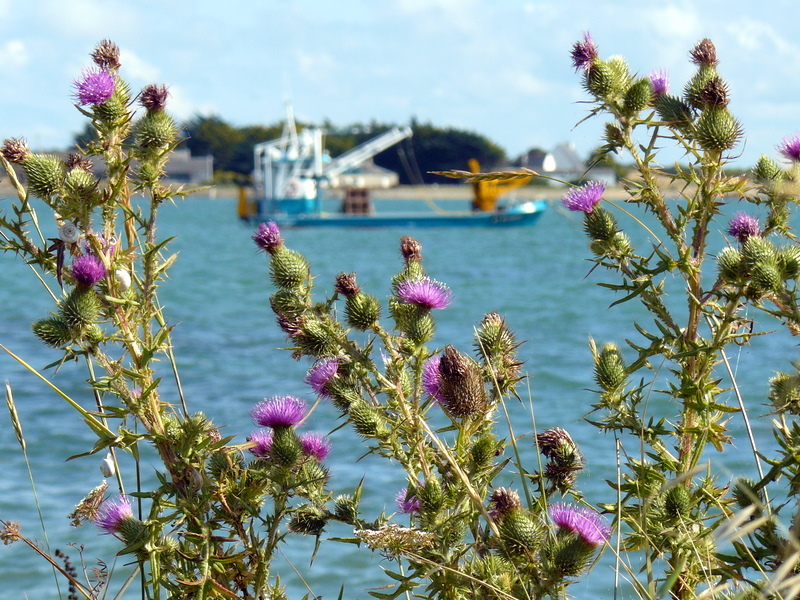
[324,158,400,189]
[517,142,617,186]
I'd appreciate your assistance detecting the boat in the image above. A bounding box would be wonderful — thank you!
[239,106,547,228]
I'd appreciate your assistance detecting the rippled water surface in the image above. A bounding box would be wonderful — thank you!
[0,196,794,598]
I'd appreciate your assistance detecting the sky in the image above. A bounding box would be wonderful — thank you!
[1,0,799,169]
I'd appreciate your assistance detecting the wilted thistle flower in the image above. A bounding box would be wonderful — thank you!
[140,84,169,111]
[71,254,106,287]
[253,221,283,253]
[561,181,605,214]
[396,277,452,309]
[400,235,422,263]
[777,134,800,162]
[648,69,669,96]
[727,212,761,244]
[73,68,116,106]
[690,38,718,67]
[68,481,108,527]
[334,272,360,296]
[395,488,422,514]
[94,496,134,535]
[571,32,598,72]
[550,503,610,546]
[91,39,121,70]
[1,137,30,163]
[251,395,306,428]
[299,432,331,461]
[489,487,522,519]
[437,345,488,418]
[700,75,729,108]
[247,429,273,457]
[305,357,339,397]
[422,354,445,402]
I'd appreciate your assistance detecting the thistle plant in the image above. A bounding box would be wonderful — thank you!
[252,224,611,599]
[0,40,348,600]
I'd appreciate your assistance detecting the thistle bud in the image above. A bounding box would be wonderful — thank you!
[288,505,328,536]
[742,237,776,270]
[622,78,653,115]
[664,485,692,518]
[593,342,627,392]
[405,308,435,344]
[296,319,337,356]
[696,107,742,153]
[584,60,615,99]
[270,247,310,289]
[438,345,488,419]
[717,247,744,283]
[21,154,66,200]
[655,94,693,128]
[417,477,444,513]
[270,426,301,467]
[752,155,784,184]
[497,507,542,554]
[583,205,617,242]
[769,371,800,414]
[64,165,98,203]
[60,287,101,328]
[470,433,500,468]
[345,293,381,330]
[32,316,72,348]
[474,312,518,362]
[270,288,306,318]
[333,494,359,524]
[134,110,178,151]
[733,478,764,513]
[348,400,385,437]
[750,262,782,293]
[778,246,800,280]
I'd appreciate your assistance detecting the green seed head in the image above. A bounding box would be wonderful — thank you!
[664,485,692,518]
[134,110,178,151]
[499,510,542,555]
[60,287,101,328]
[270,247,310,289]
[655,94,693,128]
[583,205,617,242]
[622,78,653,115]
[696,107,742,153]
[345,293,381,330]
[594,342,627,392]
[32,316,72,348]
[717,247,744,283]
[22,154,66,200]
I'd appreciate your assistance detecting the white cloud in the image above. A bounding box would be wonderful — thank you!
[119,49,160,83]
[41,0,139,37]
[0,40,29,71]
[165,84,216,121]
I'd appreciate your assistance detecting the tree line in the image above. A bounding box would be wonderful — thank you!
[177,115,508,185]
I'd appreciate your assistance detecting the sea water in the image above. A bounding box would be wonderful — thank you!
[0,196,793,599]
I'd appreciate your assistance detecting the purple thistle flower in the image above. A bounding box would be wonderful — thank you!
[396,277,452,309]
[73,68,116,106]
[777,134,800,162]
[71,253,107,287]
[299,432,331,461]
[94,496,133,534]
[395,487,422,514]
[648,69,669,96]
[253,221,283,253]
[251,395,306,429]
[561,181,605,214]
[248,430,273,457]
[305,357,339,397]
[549,503,610,546]
[727,212,760,244]
[570,32,598,72]
[422,355,444,402]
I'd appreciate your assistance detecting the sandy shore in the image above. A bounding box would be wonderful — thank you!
[0,181,635,201]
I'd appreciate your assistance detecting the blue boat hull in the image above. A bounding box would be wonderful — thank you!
[260,200,547,228]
